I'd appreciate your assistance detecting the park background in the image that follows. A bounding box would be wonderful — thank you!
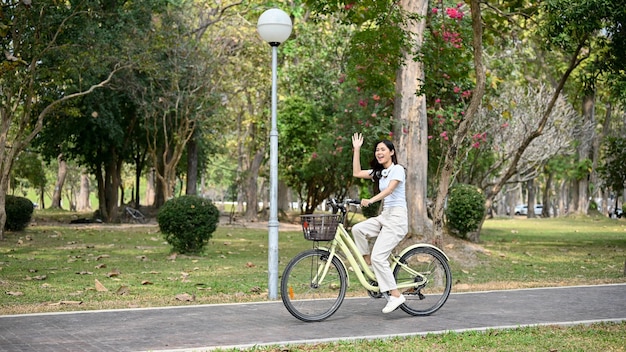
[2,0,626,244]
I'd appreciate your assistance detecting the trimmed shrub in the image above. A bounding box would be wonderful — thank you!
[445,184,486,239]
[157,195,219,254]
[5,195,34,231]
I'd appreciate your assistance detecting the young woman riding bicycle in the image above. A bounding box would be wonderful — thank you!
[351,132,408,314]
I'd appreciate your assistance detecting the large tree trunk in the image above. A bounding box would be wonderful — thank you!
[76,173,91,211]
[51,154,67,209]
[394,0,431,237]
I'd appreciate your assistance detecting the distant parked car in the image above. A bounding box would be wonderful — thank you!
[514,204,544,216]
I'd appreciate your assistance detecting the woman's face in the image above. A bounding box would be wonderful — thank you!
[375,142,394,167]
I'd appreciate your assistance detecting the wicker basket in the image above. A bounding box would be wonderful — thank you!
[300,214,340,241]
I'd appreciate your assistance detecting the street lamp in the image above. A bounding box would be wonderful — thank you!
[257,8,292,300]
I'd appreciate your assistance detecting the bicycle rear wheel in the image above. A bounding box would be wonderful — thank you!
[280,249,347,322]
[393,246,452,316]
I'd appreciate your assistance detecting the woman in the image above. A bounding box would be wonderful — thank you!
[351,132,408,314]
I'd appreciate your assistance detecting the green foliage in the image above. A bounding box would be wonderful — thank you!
[598,136,626,193]
[4,195,34,232]
[445,183,485,238]
[157,195,219,254]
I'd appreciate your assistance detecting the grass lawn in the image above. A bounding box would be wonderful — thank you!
[1,211,625,350]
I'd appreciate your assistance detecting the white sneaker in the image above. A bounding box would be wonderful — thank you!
[382,294,405,313]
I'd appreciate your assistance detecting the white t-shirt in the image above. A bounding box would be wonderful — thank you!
[379,164,406,209]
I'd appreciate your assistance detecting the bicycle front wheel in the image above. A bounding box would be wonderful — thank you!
[280,249,347,322]
[393,246,452,316]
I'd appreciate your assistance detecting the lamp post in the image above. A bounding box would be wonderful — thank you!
[257,8,292,300]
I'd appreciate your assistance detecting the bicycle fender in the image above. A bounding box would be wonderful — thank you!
[397,243,450,262]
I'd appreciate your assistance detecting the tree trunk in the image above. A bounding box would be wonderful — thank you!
[479,39,586,238]
[76,173,91,211]
[145,168,156,206]
[394,0,431,237]
[51,154,67,209]
[576,92,595,214]
[186,138,198,196]
[527,179,536,218]
[243,149,264,220]
[542,169,552,217]
[432,0,486,244]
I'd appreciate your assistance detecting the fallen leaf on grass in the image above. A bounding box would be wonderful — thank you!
[95,254,110,261]
[95,279,108,292]
[107,269,121,277]
[6,291,24,296]
[116,285,130,295]
[141,280,153,285]
[95,264,107,269]
[76,271,93,275]
[175,293,195,302]
[166,253,177,261]
[246,262,256,268]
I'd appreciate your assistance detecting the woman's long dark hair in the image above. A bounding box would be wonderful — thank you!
[369,140,398,194]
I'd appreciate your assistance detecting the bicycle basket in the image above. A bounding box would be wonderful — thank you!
[300,214,340,241]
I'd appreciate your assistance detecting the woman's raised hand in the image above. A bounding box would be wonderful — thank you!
[352,132,363,149]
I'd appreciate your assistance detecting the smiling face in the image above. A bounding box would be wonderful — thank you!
[375,142,395,168]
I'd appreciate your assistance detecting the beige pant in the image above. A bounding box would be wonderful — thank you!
[351,207,408,292]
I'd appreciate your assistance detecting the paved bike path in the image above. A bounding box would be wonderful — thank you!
[1,284,625,352]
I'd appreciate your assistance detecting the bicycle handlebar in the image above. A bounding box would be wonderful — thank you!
[327,198,360,215]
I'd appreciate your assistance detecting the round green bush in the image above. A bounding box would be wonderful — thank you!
[157,195,219,254]
[445,184,486,239]
[5,195,34,231]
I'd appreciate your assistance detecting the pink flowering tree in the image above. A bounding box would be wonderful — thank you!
[421,1,491,192]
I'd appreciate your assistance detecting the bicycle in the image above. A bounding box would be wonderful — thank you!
[124,206,147,224]
[280,198,452,322]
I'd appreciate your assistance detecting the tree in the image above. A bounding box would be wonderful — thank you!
[0,1,126,238]
[598,136,626,212]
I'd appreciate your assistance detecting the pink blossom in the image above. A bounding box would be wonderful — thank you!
[445,7,464,20]
[472,142,480,148]
[371,113,377,118]
[428,135,433,139]
[403,127,409,134]
[389,132,394,137]
[345,3,354,10]
[312,152,318,159]
[440,131,448,140]
[359,99,367,107]
[338,74,346,83]
[372,94,380,101]
[337,146,343,153]
[462,90,472,98]
[501,123,509,128]
[432,8,438,14]
[454,86,461,93]
[435,98,441,103]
